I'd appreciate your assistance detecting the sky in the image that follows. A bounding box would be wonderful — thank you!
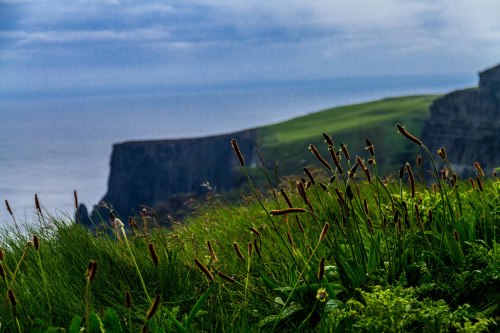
[1,0,500,101]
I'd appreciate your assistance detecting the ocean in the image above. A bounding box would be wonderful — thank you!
[0,74,476,225]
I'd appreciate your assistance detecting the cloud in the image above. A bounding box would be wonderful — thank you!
[1,27,172,45]
[1,0,499,98]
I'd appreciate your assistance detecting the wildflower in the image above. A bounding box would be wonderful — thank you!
[316,288,329,302]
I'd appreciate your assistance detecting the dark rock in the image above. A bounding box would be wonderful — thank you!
[422,64,500,175]
[75,204,93,228]
[92,129,257,223]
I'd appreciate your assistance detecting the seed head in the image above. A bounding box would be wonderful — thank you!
[35,194,42,215]
[365,139,375,156]
[329,146,343,174]
[205,240,218,263]
[309,144,333,171]
[146,294,161,320]
[194,258,215,282]
[437,147,447,160]
[317,257,325,281]
[367,218,374,234]
[348,163,358,179]
[217,271,236,283]
[5,200,13,216]
[303,167,316,185]
[230,139,245,166]
[346,184,354,200]
[270,207,307,215]
[476,176,484,192]
[296,180,314,212]
[414,204,423,228]
[33,234,40,251]
[416,155,423,168]
[86,260,97,283]
[148,243,159,267]
[319,222,330,241]
[323,133,334,147]
[249,227,261,238]
[451,173,457,187]
[399,165,405,179]
[8,288,17,307]
[356,156,371,183]
[253,238,261,257]
[396,123,422,146]
[474,162,485,178]
[334,188,346,207]
[128,217,138,231]
[340,142,350,161]
[233,242,245,262]
[453,230,459,242]
[73,190,79,210]
[405,163,416,198]
[125,290,132,308]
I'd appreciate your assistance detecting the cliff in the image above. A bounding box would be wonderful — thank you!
[422,64,500,174]
[91,129,257,223]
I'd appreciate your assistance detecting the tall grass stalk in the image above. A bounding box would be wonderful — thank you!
[33,234,53,324]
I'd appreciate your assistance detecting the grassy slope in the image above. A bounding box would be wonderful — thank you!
[256,95,438,176]
[1,93,499,332]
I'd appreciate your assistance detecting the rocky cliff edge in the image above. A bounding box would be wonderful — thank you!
[87,129,257,224]
[422,63,500,175]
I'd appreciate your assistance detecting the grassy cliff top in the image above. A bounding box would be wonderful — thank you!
[256,95,439,176]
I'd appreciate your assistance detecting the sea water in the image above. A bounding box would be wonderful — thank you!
[0,74,475,224]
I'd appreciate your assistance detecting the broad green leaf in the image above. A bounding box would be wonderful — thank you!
[103,309,123,333]
[68,315,83,333]
[89,311,104,333]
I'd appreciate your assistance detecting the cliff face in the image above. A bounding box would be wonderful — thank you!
[422,64,500,174]
[93,129,257,221]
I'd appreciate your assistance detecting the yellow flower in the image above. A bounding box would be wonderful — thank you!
[316,288,329,303]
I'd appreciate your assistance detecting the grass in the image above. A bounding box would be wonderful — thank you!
[258,95,437,145]
[0,119,498,332]
[256,95,437,176]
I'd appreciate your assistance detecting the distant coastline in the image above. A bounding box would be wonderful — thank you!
[0,73,476,222]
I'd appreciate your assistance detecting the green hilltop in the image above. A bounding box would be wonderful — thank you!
[256,94,439,176]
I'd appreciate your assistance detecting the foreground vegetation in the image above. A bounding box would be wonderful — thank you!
[1,123,499,332]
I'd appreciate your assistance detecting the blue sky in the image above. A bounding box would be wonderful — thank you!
[1,0,500,99]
